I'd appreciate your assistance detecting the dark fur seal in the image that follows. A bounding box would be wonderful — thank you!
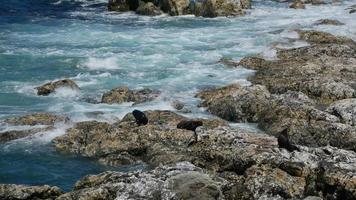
[278,128,300,152]
[132,110,148,126]
[177,120,203,145]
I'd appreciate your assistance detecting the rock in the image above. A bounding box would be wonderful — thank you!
[51,111,356,199]
[196,84,270,122]
[53,110,228,166]
[242,165,306,199]
[0,184,63,200]
[160,0,190,16]
[198,0,246,17]
[239,32,356,103]
[1,113,68,143]
[0,127,52,143]
[218,57,238,67]
[314,19,345,26]
[57,162,225,200]
[5,113,68,126]
[108,0,139,12]
[136,1,162,16]
[35,79,79,96]
[289,0,305,9]
[297,30,356,46]
[172,100,185,110]
[326,98,356,126]
[311,0,325,5]
[101,86,160,105]
[347,4,356,14]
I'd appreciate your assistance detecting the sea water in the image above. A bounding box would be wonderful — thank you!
[0,0,355,191]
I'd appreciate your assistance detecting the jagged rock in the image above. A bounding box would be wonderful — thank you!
[108,0,139,11]
[1,113,68,143]
[0,184,63,200]
[347,4,356,14]
[289,0,305,9]
[5,113,68,126]
[326,98,356,126]
[238,31,356,103]
[198,0,246,17]
[101,86,160,105]
[0,127,53,143]
[57,162,225,200]
[35,79,79,96]
[160,0,190,16]
[51,111,356,199]
[196,84,270,122]
[297,30,356,46]
[136,1,162,16]
[314,19,345,26]
[53,110,228,167]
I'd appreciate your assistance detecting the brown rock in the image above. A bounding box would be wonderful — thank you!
[36,79,79,96]
[101,86,160,105]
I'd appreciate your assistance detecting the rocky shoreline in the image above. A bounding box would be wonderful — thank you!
[1,3,356,200]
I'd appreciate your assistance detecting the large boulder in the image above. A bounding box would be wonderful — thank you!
[101,86,160,105]
[196,84,270,122]
[289,0,305,9]
[198,0,246,17]
[35,79,80,96]
[108,0,139,11]
[0,184,63,200]
[314,19,345,26]
[136,1,162,15]
[160,0,190,16]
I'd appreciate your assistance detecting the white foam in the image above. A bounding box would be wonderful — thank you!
[79,57,120,70]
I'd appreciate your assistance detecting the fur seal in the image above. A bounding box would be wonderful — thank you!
[132,110,148,126]
[177,120,203,145]
[278,128,300,152]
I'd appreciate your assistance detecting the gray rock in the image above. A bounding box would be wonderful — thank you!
[0,184,63,200]
[326,98,356,126]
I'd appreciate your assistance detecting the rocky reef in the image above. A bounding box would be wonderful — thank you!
[108,0,251,17]
[199,30,356,152]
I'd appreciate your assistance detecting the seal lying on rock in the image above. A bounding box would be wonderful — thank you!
[132,110,148,126]
[177,120,203,145]
[278,129,300,152]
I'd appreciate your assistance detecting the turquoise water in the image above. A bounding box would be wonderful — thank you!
[0,0,355,191]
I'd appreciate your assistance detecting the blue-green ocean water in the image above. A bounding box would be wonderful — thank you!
[0,0,355,191]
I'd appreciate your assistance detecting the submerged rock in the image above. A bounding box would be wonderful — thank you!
[0,184,63,200]
[101,86,160,105]
[314,19,345,26]
[35,79,80,96]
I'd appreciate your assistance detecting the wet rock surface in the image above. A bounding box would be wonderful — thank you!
[199,30,356,151]
[136,1,163,16]
[314,19,345,26]
[101,86,160,105]
[108,0,251,17]
[1,113,68,143]
[36,79,80,96]
[0,184,63,200]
